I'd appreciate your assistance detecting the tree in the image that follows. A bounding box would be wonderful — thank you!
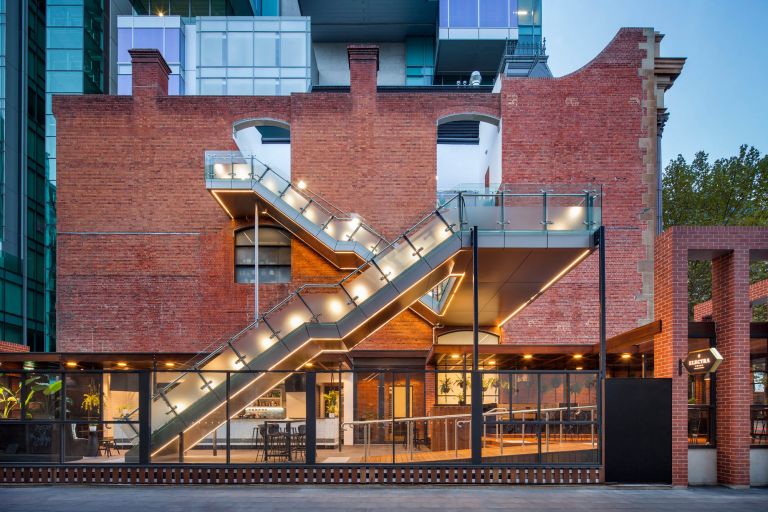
[662,145,768,320]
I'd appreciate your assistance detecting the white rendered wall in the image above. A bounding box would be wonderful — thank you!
[436,121,501,192]
[313,42,406,86]
[752,448,768,486]
[688,449,717,485]
[234,126,291,181]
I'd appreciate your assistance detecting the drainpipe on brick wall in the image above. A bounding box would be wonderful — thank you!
[656,110,669,235]
[254,207,259,322]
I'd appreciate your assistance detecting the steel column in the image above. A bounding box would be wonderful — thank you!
[471,226,482,464]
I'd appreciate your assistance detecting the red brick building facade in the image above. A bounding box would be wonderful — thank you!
[54,28,673,355]
[653,226,768,486]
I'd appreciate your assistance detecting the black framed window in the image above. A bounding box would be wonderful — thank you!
[751,337,767,446]
[235,226,291,284]
[688,337,716,446]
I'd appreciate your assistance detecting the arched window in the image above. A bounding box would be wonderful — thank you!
[234,226,291,284]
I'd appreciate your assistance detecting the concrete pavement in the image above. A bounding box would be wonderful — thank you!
[1,485,767,511]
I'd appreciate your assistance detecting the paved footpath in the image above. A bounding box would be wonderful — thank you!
[1,485,767,511]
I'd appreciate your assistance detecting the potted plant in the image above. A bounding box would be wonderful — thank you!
[323,390,339,418]
[81,380,101,431]
[438,376,453,395]
[1,375,63,419]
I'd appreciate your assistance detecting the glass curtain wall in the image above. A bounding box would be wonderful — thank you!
[0,368,601,466]
[196,17,310,96]
[117,16,310,96]
[129,0,264,17]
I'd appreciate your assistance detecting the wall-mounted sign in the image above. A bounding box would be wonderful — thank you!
[682,347,723,375]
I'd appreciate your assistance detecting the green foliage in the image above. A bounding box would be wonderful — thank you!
[662,145,768,319]
[322,390,339,415]
[81,380,101,420]
[438,376,453,395]
[0,375,63,419]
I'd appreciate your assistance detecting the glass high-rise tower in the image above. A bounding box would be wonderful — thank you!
[0,0,48,351]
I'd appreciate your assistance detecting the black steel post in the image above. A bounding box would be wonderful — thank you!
[471,226,482,464]
[597,225,607,468]
[305,371,316,464]
[598,226,606,379]
[138,370,151,465]
[226,371,231,464]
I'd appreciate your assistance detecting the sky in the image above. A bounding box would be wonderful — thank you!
[543,0,768,166]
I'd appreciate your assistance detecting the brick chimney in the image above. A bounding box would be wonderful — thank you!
[347,45,379,95]
[129,48,171,97]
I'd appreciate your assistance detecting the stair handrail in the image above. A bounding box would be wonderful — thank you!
[341,405,597,462]
[207,150,389,248]
[123,183,600,430]
[125,193,466,420]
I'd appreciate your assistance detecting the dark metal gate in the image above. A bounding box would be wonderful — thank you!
[604,378,672,484]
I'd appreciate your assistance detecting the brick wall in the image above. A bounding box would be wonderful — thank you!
[55,28,664,356]
[653,226,768,486]
[502,28,659,346]
[0,341,30,353]
[693,278,768,320]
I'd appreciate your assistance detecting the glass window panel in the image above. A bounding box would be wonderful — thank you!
[254,79,278,95]
[199,20,227,31]
[228,20,254,31]
[479,0,508,27]
[236,266,256,284]
[258,247,280,266]
[47,49,83,71]
[254,20,280,31]
[48,5,84,27]
[254,32,277,66]
[189,0,211,16]
[255,67,280,78]
[0,423,59,463]
[169,0,190,16]
[227,78,252,95]
[236,246,255,265]
[200,78,225,95]
[235,228,256,246]
[280,79,307,95]
[259,266,290,283]
[164,28,181,62]
[47,71,83,93]
[751,338,767,446]
[47,28,83,49]
[200,67,226,77]
[277,246,291,265]
[200,32,225,66]
[168,74,181,95]
[227,32,253,67]
[439,0,449,27]
[259,227,291,246]
[134,28,163,53]
[281,67,307,78]
[279,33,306,67]
[117,74,132,95]
[448,0,478,28]
[281,21,307,32]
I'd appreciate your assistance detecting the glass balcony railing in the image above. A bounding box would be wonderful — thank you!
[438,183,601,233]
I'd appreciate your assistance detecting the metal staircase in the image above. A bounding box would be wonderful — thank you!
[123,154,600,461]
